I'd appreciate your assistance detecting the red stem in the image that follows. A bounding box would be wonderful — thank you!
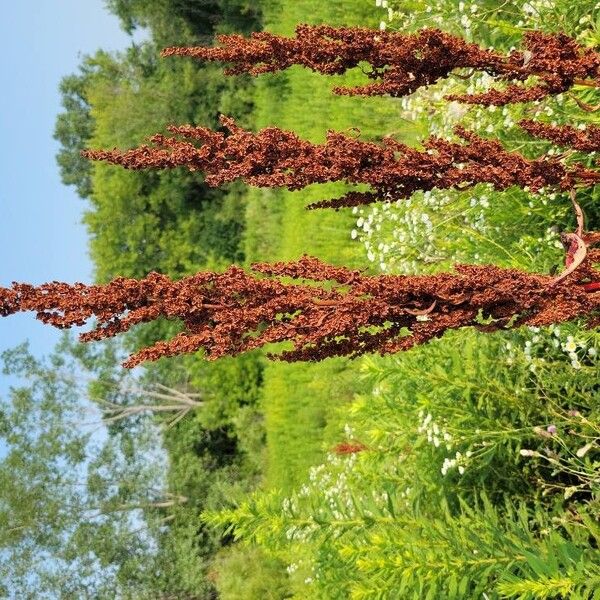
[583,282,600,292]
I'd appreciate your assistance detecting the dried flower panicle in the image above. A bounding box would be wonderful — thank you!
[333,441,367,455]
[162,25,600,105]
[1,256,598,368]
[83,116,600,210]
[519,119,600,153]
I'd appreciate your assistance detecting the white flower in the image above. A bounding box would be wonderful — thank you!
[520,449,536,457]
[447,102,469,120]
[564,338,577,353]
[576,442,594,458]
[379,21,386,31]
[522,2,535,14]
[458,466,465,475]
[350,229,358,240]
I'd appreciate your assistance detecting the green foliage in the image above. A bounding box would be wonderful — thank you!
[207,430,600,598]
[212,545,291,599]
[82,49,250,283]
[0,334,267,597]
[54,72,95,198]
[262,359,361,490]
[206,323,600,597]
[56,2,259,286]
[106,0,262,44]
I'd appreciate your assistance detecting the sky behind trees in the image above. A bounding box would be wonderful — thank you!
[0,2,143,395]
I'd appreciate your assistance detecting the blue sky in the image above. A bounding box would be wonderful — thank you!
[0,2,143,395]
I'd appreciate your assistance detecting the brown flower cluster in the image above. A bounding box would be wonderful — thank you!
[519,119,600,153]
[1,256,599,368]
[82,116,600,210]
[161,25,600,104]
[332,441,367,455]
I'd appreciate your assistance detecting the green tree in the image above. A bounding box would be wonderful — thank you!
[56,39,251,288]
[0,338,172,598]
[53,71,95,198]
[105,0,262,44]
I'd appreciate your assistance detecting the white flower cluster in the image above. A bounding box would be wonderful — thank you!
[417,410,453,450]
[344,423,355,440]
[520,0,598,41]
[441,450,473,476]
[505,326,599,371]
[351,185,499,274]
[303,453,360,522]
[286,562,299,574]
[350,99,572,273]
[281,496,298,514]
[375,0,482,36]
[375,0,394,28]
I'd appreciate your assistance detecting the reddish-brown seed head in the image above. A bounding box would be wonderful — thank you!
[1,256,598,368]
[162,26,600,104]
